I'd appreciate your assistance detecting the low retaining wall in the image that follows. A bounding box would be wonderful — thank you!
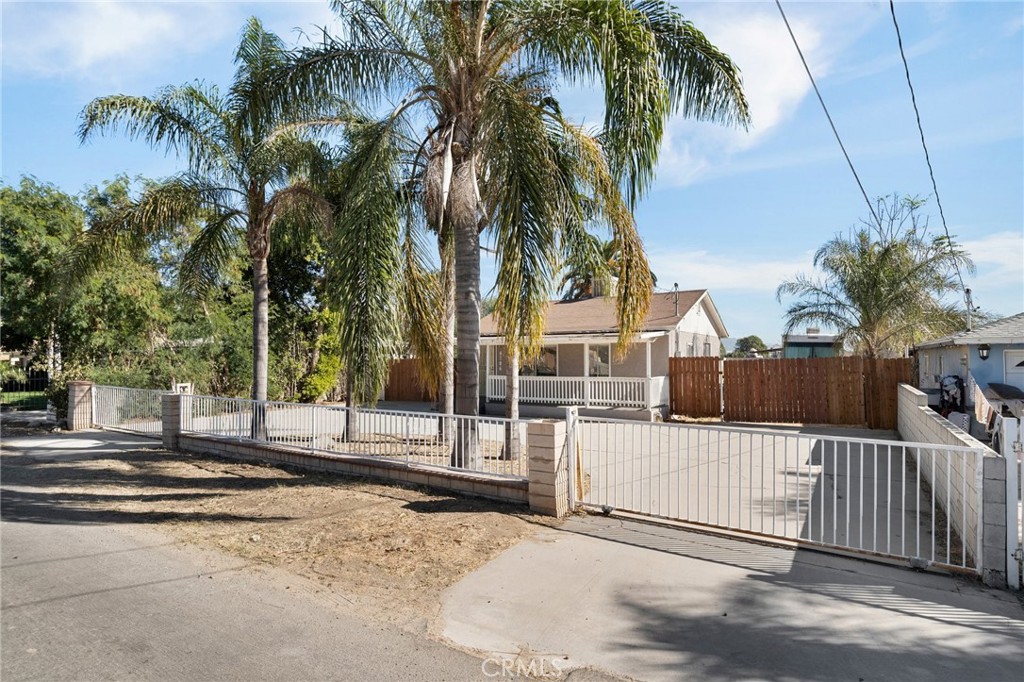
[177,433,528,504]
[897,383,1006,587]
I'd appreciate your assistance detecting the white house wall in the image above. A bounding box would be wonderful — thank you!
[917,346,968,390]
[671,298,722,358]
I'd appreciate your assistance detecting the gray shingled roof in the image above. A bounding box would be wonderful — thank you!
[915,312,1024,348]
[480,290,726,337]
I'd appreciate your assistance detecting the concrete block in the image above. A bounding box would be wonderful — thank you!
[530,481,557,497]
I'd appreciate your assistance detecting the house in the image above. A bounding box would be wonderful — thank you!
[914,312,1024,398]
[781,327,839,359]
[479,289,728,421]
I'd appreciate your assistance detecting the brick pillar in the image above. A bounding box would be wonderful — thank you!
[161,393,184,451]
[527,419,569,517]
[981,454,1008,589]
[66,381,94,431]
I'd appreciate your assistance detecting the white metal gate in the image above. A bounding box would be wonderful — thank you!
[93,385,166,437]
[573,416,987,574]
[1001,418,1023,589]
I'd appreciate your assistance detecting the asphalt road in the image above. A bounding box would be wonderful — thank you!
[0,427,496,682]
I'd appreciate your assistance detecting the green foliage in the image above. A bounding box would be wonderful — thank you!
[729,335,767,357]
[278,0,750,412]
[777,195,976,358]
[77,16,336,402]
[0,365,28,383]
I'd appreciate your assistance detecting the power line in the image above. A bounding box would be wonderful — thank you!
[888,0,969,296]
[774,0,882,230]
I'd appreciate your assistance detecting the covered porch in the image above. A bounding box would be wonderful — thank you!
[481,333,671,413]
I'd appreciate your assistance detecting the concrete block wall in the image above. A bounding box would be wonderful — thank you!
[161,393,183,451]
[897,383,1006,587]
[527,419,570,517]
[175,434,529,505]
[66,381,94,431]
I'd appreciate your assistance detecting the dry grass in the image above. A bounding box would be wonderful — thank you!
[1,420,549,629]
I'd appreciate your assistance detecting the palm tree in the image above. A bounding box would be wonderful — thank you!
[777,195,975,358]
[77,17,333,407]
[279,1,749,437]
[559,233,659,301]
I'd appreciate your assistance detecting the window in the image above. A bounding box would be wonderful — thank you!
[703,341,712,357]
[522,346,558,376]
[488,346,505,375]
[589,344,611,377]
[687,342,695,357]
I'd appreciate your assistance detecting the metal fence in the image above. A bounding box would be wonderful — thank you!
[575,417,986,573]
[0,373,49,411]
[182,395,529,480]
[93,385,166,437]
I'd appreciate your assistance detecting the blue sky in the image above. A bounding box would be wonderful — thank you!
[2,0,1022,344]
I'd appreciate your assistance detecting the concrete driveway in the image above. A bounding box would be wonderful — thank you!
[441,514,1024,682]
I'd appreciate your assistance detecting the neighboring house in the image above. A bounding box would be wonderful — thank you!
[914,312,1024,397]
[479,289,728,420]
[782,328,839,359]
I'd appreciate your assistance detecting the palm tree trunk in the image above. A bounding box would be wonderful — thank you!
[344,372,360,442]
[503,342,520,461]
[451,154,480,467]
[251,255,270,439]
[439,244,456,416]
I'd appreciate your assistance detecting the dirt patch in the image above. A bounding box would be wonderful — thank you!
[1,422,550,629]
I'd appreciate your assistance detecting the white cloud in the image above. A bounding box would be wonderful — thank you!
[656,1,879,186]
[648,248,813,294]
[961,231,1024,280]
[1,1,237,83]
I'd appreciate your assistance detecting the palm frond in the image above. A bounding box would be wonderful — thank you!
[326,116,406,404]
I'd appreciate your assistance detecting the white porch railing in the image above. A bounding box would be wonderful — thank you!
[486,375,658,409]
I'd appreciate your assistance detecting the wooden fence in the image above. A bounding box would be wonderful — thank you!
[668,357,720,418]
[384,358,433,402]
[669,356,912,430]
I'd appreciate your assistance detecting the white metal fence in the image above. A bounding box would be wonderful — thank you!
[1001,418,1023,589]
[92,385,166,437]
[182,395,529,480]
[575,416,986,573]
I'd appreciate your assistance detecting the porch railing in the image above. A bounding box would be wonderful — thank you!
[486,375,656,409]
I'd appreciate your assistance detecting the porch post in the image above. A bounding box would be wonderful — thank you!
[583,342,590,408]
[645,341,653,409]
[485,344,492,400]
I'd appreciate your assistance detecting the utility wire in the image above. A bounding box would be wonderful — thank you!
[774,0,882,230]
[888,0,968,296]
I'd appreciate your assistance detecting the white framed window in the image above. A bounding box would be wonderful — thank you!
[687,342,695,357]
[703,341,712,357]
[589,344,611,377]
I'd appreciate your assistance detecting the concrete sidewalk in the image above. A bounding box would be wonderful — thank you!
[441,514,1024,682]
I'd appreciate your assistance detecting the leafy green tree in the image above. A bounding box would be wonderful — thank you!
[278,0,750,426]
[777,195,975,358]
[729,335,767,358]
[77,17,334,404]
[0,177,84,370]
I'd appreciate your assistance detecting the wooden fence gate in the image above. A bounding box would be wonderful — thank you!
[669,356,911,429]
[668,357,720,418]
